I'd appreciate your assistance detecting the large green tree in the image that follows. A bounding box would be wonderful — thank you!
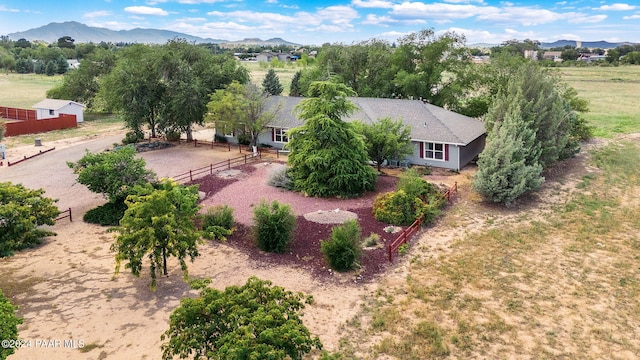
[47,48,116,110]
[100,44,165,137]
[206,81,280,155]
[484,62,577,169]
[161,277,322,360]
[0,289,22,360]
[287,82,377,197]
[353,117,412,172]
[0,182,59,257]
[112,180,201,290]
[68,146,156,203]
[473,92,544,204]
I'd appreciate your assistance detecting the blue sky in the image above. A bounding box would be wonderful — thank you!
[0,0,639,45]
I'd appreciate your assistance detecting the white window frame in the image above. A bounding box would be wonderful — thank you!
[424,142,445,161]
[274,128,289,143]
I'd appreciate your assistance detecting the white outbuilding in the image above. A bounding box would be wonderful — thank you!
[32,99,86,123]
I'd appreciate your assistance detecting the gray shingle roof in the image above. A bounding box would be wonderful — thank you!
[266,96,486,145]
[33,99,85,110]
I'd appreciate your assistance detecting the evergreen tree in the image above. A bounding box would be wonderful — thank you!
[289,70,303,96]
[473,90,544,205]
[262,68,283,95]
[484,62,573,169]
[55,55,68,74]
[287,82,377,197]
[45,60,56,76]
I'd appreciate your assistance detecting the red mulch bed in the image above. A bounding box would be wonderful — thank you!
[188,165,403,283]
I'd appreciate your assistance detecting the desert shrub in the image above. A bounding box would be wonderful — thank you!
[374,169,445,226]
[397,168,438,199]
[83,200,127,226]
[363,233,381,247]
[201,205,234,241]
[372,190,417,226]
[164,129,181,142]
[123,130,144,144]
[253,200,296,253]
[0,289,22,360]
[268,167,293,190]
[321,219,362,272]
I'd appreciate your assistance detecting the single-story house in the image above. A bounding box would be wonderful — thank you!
[256,52,292,63]
[220,97,486,171]
[33,99,85,123]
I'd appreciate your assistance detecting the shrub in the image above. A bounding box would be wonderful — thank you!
[372,190,416,226]
[253,200,296,253]
[268,167,293,190]
[201,205,234,241]
[237,133,251,146]
[123,130,144,144]
[363,233,381,247]
[165,129,181,142]
[321,219,362,272]
[83,201,127,226]
[0,289,22,360]
[214,133,227,143]
[397,168,438,199]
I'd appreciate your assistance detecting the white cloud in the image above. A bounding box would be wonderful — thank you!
[124,6,169,16]
[351,0,394,9]
[0,5,19,12]
[362,14,427,26]
[622,14,640,19]
[178,0,226,4]
[146,0,168,5]
[393,2,491,20]
[83,11,112,19]
[477,7,563,25]
[564,12,607,23]
[266,0,278,3]
[592,3,636,11]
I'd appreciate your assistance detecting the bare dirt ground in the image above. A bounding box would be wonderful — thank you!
[0,129,617,359]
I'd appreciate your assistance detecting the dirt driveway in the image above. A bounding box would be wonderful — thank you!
[0,132,376,359]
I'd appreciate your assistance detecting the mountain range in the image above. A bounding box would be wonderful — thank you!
[5,21,302,47]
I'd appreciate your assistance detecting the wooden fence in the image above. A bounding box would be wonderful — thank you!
[5,147,56,167]
[0,106,37,121]
[3,113,77,136]
[387,181,459,262]
[55,208,73,223]
[179,138,286,159]
[172,152,262,183]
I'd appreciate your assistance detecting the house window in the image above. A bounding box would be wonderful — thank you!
[49,109,55,116]
[421,142,448,161]
[273,128,289,143]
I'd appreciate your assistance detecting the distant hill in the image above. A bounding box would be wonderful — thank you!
[6,21,301,46]
[540,40,631,49]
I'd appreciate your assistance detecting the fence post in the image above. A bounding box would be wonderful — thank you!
[227,158,231,169]
[210,163,213,175]
[227,143,231,151]
[189,170,193,182]
[68,207,73,222]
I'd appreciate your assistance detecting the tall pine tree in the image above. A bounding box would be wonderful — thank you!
[289,70,302,96]
[262,68,283,95]
[287,82,377,197]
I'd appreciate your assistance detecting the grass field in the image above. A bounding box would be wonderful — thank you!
[242,61,305,96]
[0,73,63,108]
[556,66,640,138]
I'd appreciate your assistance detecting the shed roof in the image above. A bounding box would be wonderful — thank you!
[33,99,86,110]
[267,96,485,145]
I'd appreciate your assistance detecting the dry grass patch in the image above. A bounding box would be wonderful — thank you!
[336,140,640,359]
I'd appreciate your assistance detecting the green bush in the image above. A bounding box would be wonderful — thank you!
[397,168,438,199]
[165,129,181,142]
[253,200,296,253]
[201,205,234,241]
[83,201,127,226]
[321,219,362,272]
[372,190,416,226]
[0,289,22,360]
[214,133,227,143]
[123,130,144,144]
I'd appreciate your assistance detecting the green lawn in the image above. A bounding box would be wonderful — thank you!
[0,73,63,109]
[555,66,640,138]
